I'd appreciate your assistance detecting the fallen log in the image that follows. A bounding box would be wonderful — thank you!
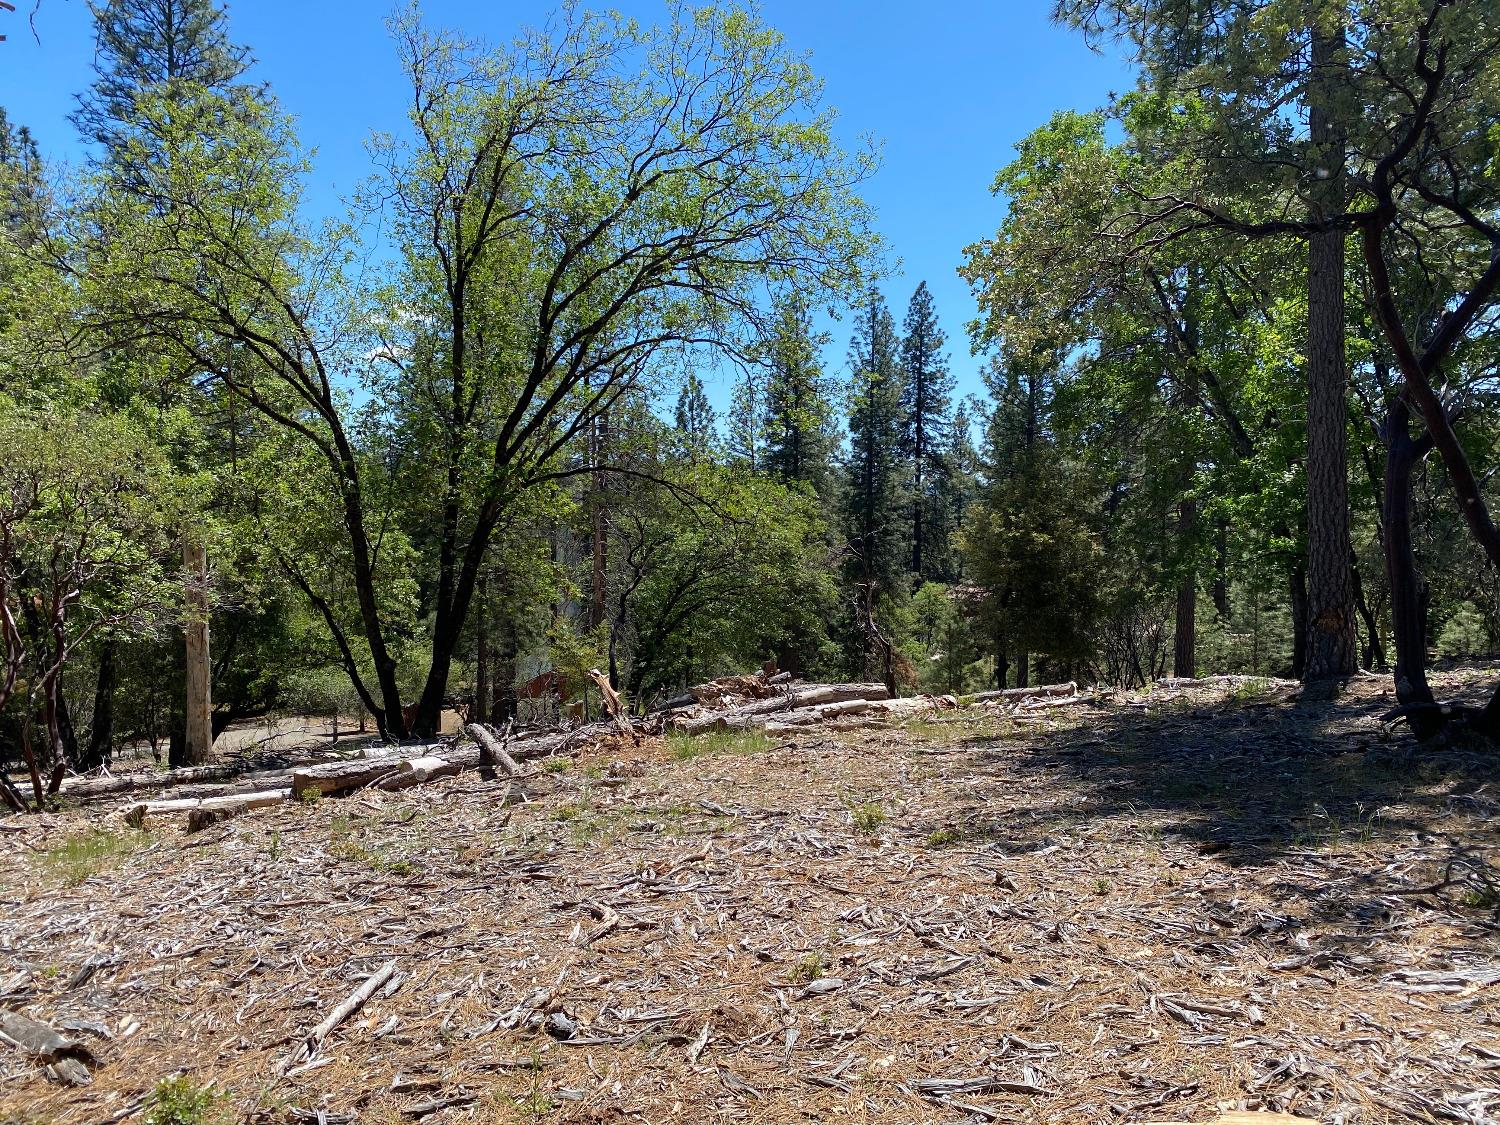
[0,1010,94,1086]
[1018,692,1094,711]
[376,756,461,791]
[969,681,1077,704]
[672,683,890,735]
[290,757,409,798]
[60,763,242,801]
[464,724,522,777]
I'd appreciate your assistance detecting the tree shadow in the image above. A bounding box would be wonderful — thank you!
[925,676,1500,924]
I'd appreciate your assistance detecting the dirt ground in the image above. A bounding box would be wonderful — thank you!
[5,671,1500,1124]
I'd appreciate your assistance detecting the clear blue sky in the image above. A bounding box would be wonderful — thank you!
[1,0,1134,407]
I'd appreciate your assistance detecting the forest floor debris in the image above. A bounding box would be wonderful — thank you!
[5,668,1500,1123]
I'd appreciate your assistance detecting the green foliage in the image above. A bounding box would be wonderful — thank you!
[145,1075,223,1125]
[848,800,887,836]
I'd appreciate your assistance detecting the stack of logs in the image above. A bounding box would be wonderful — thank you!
[659,679,958,735]
[108,670,1092,831]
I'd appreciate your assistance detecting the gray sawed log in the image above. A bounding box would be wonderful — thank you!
[0,1010,94,1085]
[970,681,1077,704]
[673,683,890,735]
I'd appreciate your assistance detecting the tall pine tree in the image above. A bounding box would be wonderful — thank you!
[842,288,909,689]
[72,0,258,157]
[673,373,716,458]
[762,296,836,499]
[70,0,263,767]
[899,281,955,582]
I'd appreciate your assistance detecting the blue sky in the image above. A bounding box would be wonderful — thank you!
[1,0,1134,409]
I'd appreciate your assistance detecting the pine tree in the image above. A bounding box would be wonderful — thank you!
[0,109,43,237]
[762,296,836,498]
[899,281,955,582]
[673,373,716,458]
[842,289,909,687]
[69,0,262,768]
[726,369,763,470]
[73,0,256,141]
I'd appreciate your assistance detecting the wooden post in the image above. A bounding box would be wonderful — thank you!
[183,536,213,764]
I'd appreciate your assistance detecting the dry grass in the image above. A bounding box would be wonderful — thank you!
[5,670,1500,1123]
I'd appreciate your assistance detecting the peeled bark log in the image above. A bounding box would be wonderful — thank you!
[970,681,1077,704]
[671,683,890,734]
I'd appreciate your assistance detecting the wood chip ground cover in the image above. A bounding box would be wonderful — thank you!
[4,672,1500,1124]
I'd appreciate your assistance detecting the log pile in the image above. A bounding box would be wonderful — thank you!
[99,670,1099,831]
[119,723,621,828]
[657,670,963,736]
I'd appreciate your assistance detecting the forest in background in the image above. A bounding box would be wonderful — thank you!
[3,0,1500,811]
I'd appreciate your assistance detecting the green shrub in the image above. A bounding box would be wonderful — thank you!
[145,1076,222,1125]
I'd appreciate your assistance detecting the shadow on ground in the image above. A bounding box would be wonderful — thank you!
[920,672,1500,925]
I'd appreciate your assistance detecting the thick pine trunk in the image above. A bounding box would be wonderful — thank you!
[1015,649,1030,689]
[1302,21,1358,682]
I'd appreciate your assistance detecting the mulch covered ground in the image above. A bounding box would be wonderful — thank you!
[4,670,1500,1125]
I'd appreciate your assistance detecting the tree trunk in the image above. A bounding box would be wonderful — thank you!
[1174,495,1197,678]
[1015,649,1030,689]
[80,641,116,771]
[183,537,213,765]
[474,572,490,724]
[1302,20,1358,682]
[1383,397,1437,730]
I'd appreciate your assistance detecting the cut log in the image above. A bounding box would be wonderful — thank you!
[970,681,1077,704]
[377,755,460,791]
[0,1010,94,1086]
[672,683,890,735]
[290,757,407,798]
[185,789,290,832]
[1018,692,1093,710]
[733,683,890,717]
[62,764,240,800]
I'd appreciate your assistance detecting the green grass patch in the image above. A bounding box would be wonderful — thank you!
[667,728,773,761]
[925,827,961,848]
[36,828,151,885]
